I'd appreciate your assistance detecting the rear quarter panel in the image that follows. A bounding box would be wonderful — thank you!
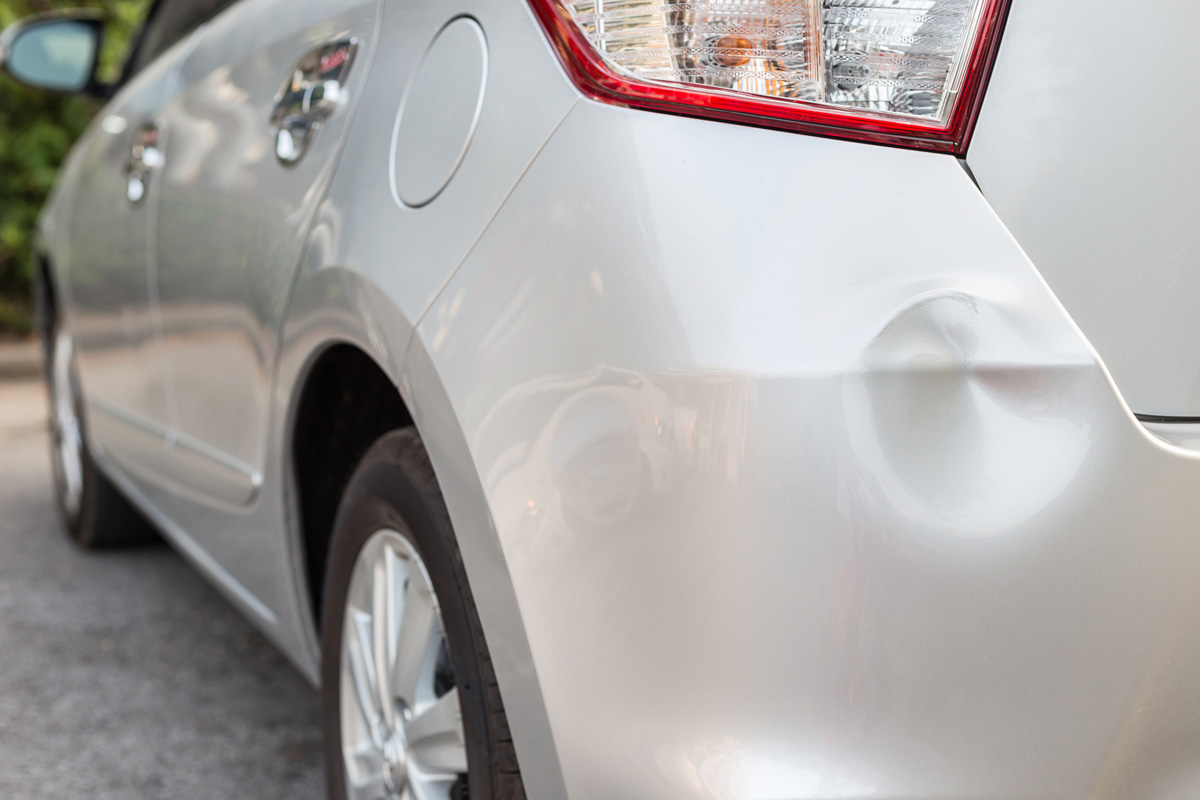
[967,0,1200,417]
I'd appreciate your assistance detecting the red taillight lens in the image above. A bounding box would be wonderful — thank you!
[528,0,1010,154]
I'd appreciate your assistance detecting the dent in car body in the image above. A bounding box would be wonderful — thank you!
[34,0,1200,796]
[411,102,1200,800]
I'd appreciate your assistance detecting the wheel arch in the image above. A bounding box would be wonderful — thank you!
[276,263,567,799]
[288,341,413,628]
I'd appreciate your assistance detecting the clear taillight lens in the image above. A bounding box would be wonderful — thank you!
[528,0,1010,153]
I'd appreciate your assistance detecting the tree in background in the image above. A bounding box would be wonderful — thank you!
[0,0,149,336]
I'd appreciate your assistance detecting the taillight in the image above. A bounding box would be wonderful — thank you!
[528,0,1010,153]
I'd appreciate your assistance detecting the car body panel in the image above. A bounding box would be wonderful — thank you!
[414,100,1200,799]
[967,0,1200,418]
[268,0,580,788]
[63,35,195,492]
[296,0,577,338]
[142,0,383,620]
[154,0,380,496]
[27,0,1200,797]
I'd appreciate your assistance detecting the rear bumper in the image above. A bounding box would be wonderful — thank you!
[419,100,1200,800]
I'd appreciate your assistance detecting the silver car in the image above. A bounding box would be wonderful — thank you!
[5,0,1200,797]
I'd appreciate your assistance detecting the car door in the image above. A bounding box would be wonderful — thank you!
[66,3,215,492]
[150,0,380,582]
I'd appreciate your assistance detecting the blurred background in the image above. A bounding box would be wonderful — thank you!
[0,8,326,794]
[0,0,148,338]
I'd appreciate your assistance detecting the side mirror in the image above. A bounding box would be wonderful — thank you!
[0,12,104,95]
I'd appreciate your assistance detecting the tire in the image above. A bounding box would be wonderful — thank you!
[41,286,157,548]
[321,429,525,800]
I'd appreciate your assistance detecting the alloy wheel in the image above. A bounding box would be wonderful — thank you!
[50,329,84,520]
[340,529,468,800]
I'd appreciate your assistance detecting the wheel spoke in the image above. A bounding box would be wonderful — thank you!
[345,740,388,800]
[406,774,456,800]
[406,687,468,774]
[401,783,437,800]
[346,771,389,800]
[392,566,439,706]
[385,545,403,669]
[347,608,383,743]
[372,553,397,730]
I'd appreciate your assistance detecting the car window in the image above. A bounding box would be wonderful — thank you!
[124,0,240,79]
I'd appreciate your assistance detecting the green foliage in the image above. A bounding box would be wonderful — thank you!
[0,0,149,336]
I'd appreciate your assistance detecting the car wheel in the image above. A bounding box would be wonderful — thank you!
[321,429,526,800]
[45,314,157,548]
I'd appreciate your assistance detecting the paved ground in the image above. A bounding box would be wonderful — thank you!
[0,340,39,380]
[0,378,325,799]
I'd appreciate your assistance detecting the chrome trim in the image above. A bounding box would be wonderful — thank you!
[270,38,358,165]
[88,398,262,505]
[87,397,174,488]
[171,427,263,507]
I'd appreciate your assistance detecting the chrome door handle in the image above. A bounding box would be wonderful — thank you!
[126,121,163,204]
[270,38,357,165]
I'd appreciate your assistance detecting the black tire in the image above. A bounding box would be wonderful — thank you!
[40,280,157,548]
[321,429,526,800]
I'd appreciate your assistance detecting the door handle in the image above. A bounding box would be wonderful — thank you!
[126,121,163,204]
[271,38,357,165]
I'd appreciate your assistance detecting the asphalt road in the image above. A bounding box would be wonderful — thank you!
[0,378,324,799]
